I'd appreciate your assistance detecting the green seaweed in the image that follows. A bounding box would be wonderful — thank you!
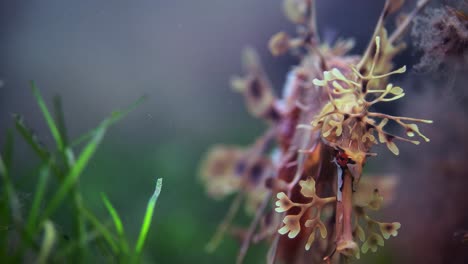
[0,82,161,263]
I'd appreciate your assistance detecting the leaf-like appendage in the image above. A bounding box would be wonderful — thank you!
[275,178,335,250]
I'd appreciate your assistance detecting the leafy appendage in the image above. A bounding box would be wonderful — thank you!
[311,36,432,156]
[352,190,401,255]
[275,178,335,250]
[199,145,245,199]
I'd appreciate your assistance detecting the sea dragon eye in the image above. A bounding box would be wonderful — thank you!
[334,148,356,168]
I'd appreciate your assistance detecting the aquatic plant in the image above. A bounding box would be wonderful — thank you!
[200,0,432,263]
[0,83,162,263]
[412,0,468,72]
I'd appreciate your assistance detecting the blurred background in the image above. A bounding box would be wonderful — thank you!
[1,0,467,263]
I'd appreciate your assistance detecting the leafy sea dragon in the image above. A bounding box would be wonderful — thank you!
[200,0,431,263]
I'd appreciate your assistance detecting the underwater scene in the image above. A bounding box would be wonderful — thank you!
[1,0,467,263]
